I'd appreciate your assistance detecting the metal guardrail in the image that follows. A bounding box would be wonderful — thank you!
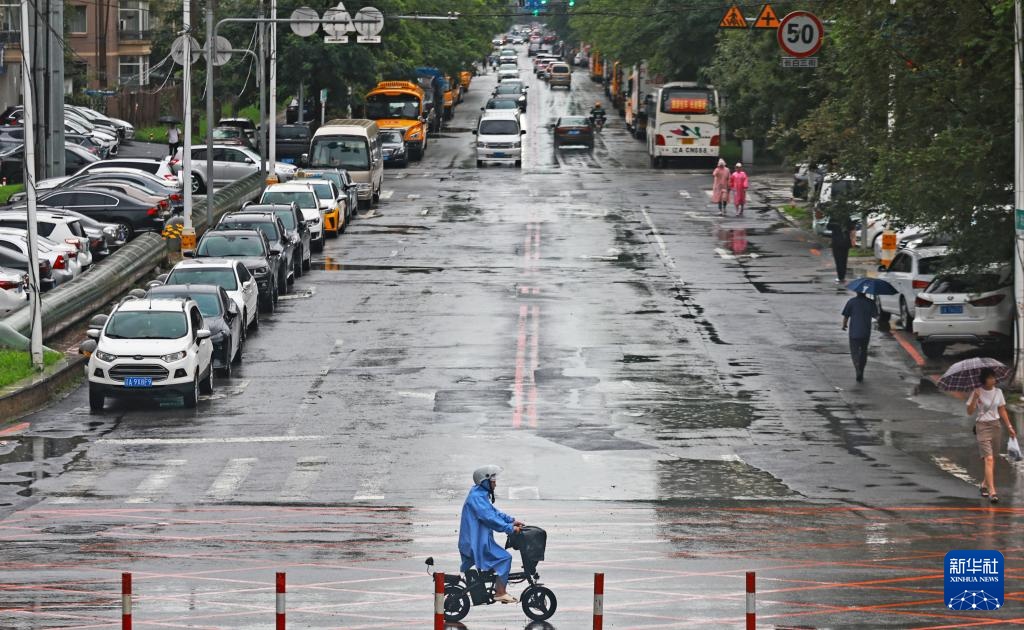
[0,173,263,349]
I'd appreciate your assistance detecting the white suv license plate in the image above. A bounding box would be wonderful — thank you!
[124,377,153,388]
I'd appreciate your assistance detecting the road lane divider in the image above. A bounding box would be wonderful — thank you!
[593,572,604,630]
[121,572,132,630]
[433,571,445,630]
[276,572,286,630]
[746,571,756,630]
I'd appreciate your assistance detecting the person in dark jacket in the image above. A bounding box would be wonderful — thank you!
[842,289,877,382]
[829,216,855,282]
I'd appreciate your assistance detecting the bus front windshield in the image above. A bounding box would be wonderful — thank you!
[366,95,421,120]
[660,88,715,115]
[309,136,370,170]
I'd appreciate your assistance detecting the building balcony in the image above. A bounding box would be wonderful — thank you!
[118,29,150,42]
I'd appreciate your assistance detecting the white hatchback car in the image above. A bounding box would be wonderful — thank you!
[913,265,1013,358]
[875,246,948,332]
[164,258,260,332]
[87,297,214,411]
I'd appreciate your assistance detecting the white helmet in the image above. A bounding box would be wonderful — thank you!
[473,465,503,485]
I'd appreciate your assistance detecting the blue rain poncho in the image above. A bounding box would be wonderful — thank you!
[458,481,515,583]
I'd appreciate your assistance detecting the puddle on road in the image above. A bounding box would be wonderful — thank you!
[441,204,483,222]
[313,257,442,273]
[0,434,88,498]
[658,459,796,499]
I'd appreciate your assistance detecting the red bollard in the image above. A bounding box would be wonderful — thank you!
[121,572,132,630]
[593,572,604,630]
[276,572,286,630]
[434,572,445,630]
[746,571,756,630]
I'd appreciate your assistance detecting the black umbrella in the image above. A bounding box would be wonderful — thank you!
[158,115,181,125]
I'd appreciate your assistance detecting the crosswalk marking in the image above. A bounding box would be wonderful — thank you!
[380,190,394,200]
[278,456,328,502]
[48,465,108,504]
[205,458,257,502]
[126,460,187,504]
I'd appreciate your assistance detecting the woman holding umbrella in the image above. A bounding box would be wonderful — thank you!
[940,360,1018,503]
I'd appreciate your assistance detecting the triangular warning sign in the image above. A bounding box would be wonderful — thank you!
[753,4,780,29]
[719,5,747,29]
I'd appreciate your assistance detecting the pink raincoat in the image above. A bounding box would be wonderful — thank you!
[730,170,749,205]
[711,165,731,204]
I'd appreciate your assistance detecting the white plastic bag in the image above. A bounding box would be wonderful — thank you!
[1007,437,1022,462]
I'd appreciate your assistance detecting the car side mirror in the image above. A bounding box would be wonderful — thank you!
[878,265,888,272]
[196,328,212,341]
[183,249,196,258]
[471,130,478,135]
[156,273,169,283]
[227,301,239,315]
[86,328,100,340]
[520,129,526,135]
[79,338,97,357]
[480,107,485,111]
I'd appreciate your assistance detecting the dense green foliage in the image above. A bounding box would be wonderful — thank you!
[567,0,1016,268]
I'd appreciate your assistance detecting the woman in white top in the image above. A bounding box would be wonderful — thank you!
[966,367,1017,503]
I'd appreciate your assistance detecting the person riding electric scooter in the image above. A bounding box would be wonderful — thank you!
[590,101,607,131]
[459,465,525,604]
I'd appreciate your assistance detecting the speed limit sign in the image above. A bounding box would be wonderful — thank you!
[777,11,824,58]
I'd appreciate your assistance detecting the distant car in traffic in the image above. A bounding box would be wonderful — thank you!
[551,116,595,149]
[475,111,525,168]
[379,129,409,167]
[492,82,528,110]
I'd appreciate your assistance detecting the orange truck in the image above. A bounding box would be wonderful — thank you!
[364,81,428,161]
[589,50,604,83]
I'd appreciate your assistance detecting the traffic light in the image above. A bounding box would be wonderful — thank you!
[568,0,575,5]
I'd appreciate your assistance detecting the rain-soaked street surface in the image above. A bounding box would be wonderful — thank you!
[2,52,1022,629]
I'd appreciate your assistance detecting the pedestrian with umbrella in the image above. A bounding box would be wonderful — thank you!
[938,359,1018,503]
[841,278,891,382]
[160,116,182,157]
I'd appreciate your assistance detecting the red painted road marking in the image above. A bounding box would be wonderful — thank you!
[0,421,29,437]
[892,329,925,367]
[528,304,540,428]
[513,304,528,429]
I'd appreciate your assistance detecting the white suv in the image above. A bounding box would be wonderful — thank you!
[475,111,525,168]
[87,297,214,411]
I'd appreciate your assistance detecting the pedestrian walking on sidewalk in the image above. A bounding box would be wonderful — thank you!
[730,163,748,216]
[841,289,877,382]
[967,368,1017,503]
[711,159,730,215]
[828,216,855,282]
[167,125,181,157]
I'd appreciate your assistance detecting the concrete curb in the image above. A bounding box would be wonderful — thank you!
[0,354,86,424]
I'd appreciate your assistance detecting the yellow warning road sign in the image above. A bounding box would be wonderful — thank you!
[719,5,747,29]
[753,4,780,29]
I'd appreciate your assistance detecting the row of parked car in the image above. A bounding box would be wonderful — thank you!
[82,165,363,411]
[802,168,1013,359]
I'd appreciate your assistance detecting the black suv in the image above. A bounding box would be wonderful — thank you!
[192,228,281,313]
[216,211,296,292]
[241,202,310,276]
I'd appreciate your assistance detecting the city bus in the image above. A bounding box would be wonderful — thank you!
[646,81,720,168]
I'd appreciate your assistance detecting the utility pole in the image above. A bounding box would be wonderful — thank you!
[268,0,277,184]
[20,0,44,369]
[1014,0,1024,390]
[258,9,267,182]
[45,0,64,179]
[180,0,196,252]
[205,0,216,214]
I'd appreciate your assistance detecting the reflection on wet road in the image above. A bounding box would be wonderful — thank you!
[0,47,1020,629]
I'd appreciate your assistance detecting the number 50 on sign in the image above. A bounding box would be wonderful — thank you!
[777,11,824,58]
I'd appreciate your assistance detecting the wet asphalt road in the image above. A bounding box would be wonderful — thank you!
[1,51,1022,629]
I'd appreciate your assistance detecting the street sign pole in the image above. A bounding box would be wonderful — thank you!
[19,0,43,369]
[1013,0,1024,390]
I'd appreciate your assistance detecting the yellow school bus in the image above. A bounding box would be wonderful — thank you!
[364,81,428,160]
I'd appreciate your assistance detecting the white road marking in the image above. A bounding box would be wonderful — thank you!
[420,209,430,216]
[508,486,540,500]
[48,466,108,504]
[715,247,736,260]
[126,459,187,504]
[407,194,421,200]
[639,207,677,271]
[97,435,326,445]
[278,456,328,502]
[205,458,257,501]
[678,190,691,198]
[380,190,394,200]
[931,456,979,486]
[397,390,436,399]
[204,379,249,401]
[286,339,344,436]
[704,190,713,198]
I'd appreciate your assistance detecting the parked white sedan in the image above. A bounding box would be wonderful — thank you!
[913,265,1013,359]
[163,258,260,332]
[0,266,26,314]
[875,246,948,332]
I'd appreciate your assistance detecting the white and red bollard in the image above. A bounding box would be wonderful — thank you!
[121,572,132,630]
[593,572,604,630]
[433,572,445,630]
[746,571,756,629]
[276,572,286,630]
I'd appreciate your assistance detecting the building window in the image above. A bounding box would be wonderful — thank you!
[118,55,149,87]
[0,5,20,43]
[69,5,87,34]
[118,0,149,39]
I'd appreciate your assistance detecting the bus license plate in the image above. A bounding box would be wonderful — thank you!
[123,377,153,388]
[940,305,963,315]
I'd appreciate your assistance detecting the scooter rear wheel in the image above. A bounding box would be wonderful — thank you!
[521,585,557,621]
[443,586,471,622]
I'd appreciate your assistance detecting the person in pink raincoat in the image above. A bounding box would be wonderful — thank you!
[730,162,749,216]
[711,159,730,215]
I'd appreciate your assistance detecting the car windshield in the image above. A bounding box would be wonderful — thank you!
[488,100,519,109]
[220,221,279,241]
[262,190,317,210]
[104,311,188,339]
[212,128,241,139]
[308,136,369,170]
[479,119,519,135]
[273,210,297,230]
[496,85,520,94]
[380,131,404,143]
[560,117,589,127]
[166,268,238,291]
[309,183,334,201]
[928,273,1008,294]
[276,126,310,140]
[197,235,265,257]
[151,292,222,318]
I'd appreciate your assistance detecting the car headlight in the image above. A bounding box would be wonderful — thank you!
[160,350,187,362]
[477,141,486,148]
[309,217,320,225]
[253,266,269,277]
[408,131,421,140]
[95,349,117,362]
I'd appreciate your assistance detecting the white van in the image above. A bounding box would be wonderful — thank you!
[304,119,383,208]
[475,111,525,168]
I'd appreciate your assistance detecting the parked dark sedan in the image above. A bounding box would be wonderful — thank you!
[0,142,100,184]
[240,202,310,276]
[34,188,170,236]
[193,229,282,312]
[551,116,595,149]
[216,211,296,290]
[146,283,244,376]
[379,129,409,167]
